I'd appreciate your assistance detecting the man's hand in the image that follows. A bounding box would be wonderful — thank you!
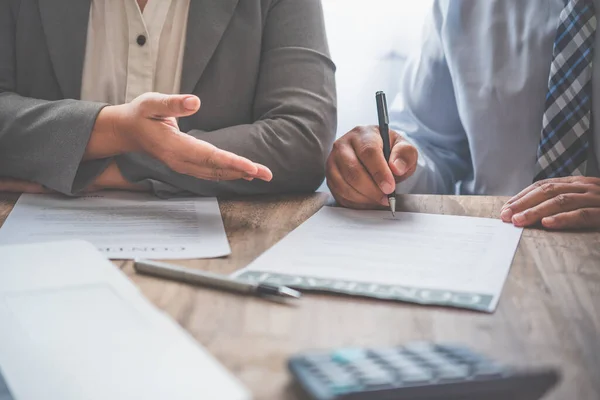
[87,93,273,183]
[326,126,418,209]
[501,177,600,230]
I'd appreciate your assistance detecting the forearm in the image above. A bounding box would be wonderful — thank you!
[116,115,336,197]
[0,92,111,194]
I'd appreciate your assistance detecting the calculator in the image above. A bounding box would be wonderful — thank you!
[288,342,560,400]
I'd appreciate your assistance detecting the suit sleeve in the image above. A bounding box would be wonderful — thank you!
[0,1,110,195]
[115,0,337,197]
[390,0,472,195]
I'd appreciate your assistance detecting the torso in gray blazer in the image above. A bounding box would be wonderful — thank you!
[0,0,337,196]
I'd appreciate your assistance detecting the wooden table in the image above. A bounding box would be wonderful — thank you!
[1,193,599,400]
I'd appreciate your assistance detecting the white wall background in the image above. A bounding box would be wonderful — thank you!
[322,0,433,137]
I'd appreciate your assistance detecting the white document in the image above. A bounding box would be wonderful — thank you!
[234,207,524,312]
[0,192,230,259]
[0,240,250,400]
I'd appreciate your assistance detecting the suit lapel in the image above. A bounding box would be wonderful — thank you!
[180,0,241,94]
[39,0,91,99]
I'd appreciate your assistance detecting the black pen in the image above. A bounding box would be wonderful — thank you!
[376,91,396,217]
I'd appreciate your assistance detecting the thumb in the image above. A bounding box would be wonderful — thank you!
[389,140,418,178]
[137,93,201,118]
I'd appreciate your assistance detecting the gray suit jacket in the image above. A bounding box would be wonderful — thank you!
[0,0,337,196]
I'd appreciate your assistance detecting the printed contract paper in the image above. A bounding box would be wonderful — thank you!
[0,192,230,259]
[234,207,523,312]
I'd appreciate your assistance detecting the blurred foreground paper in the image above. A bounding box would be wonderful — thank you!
[0,240,249,400]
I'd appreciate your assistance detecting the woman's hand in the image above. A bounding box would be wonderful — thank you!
[0,162,143,194]
[0,178,50,194]
[87,93,273,183]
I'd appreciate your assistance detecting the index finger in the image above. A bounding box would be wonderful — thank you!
[350,128,395,194]
[176,135,259,176]
[253,164,274,181]
[206,148,268,178]
[204,149,273,181]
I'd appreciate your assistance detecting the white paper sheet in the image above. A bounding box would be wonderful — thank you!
[234,207,523,312]
[0,240,250,400]
[0,192,230,259]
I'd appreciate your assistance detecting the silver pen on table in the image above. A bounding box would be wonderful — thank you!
[134,259,301,300]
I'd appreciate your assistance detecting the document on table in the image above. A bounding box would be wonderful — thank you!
[234,207,524,312]
[0,192,230,259]
[0,240,250,400]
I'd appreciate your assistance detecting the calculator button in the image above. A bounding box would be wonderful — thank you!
[437,365,470,382]
[320,364,351,377]
[370,350,416,368]
[407,351,453,369]
[473,362,505,378]
[353,359,388,374]
[388,359,429,375]
[360,371,395,388]
[331,348,368,364]
[369,350,397,362]
[400,369,434,384]
[311,363,345,381]
[303,353,332,366]
[324,370,362,395]
[330,382,362,395]
[438,345,490,365]
[352,360,393,381]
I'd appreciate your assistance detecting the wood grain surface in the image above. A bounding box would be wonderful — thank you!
[1,193,598,400]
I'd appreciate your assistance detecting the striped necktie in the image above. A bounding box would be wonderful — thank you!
[534,0,597,181]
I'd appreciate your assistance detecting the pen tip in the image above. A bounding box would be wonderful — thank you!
[389,197,396,217]
[279,286,302,299]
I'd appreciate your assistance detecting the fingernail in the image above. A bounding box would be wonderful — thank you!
[380,181,394,194]
[512,213,525,226]
[243,177,254,181]
[500,208,513,221]
[183,97,199,110]
[543,216,556,227]
[394,159,407,174]
[380,196,389,206]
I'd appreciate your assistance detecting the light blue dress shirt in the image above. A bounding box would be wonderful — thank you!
[392,0,600,196]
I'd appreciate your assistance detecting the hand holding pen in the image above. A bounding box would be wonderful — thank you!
[325,91,419,211]
[376,91,396,216]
